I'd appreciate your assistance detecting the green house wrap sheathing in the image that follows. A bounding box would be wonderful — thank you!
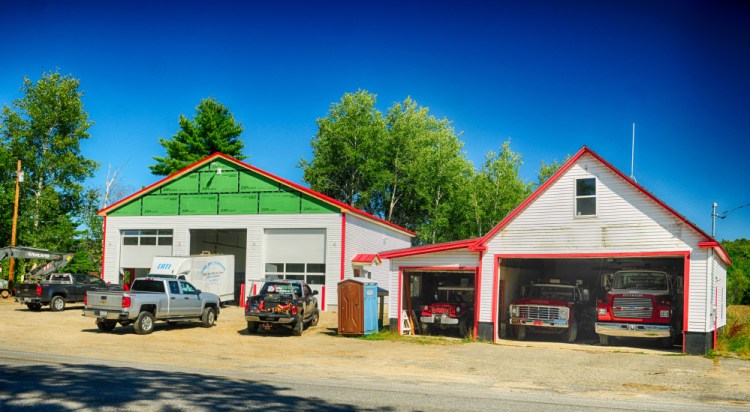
[219,193,259,214]
[110,199,142,216]
[160,174,199,194]
[200,171,239,193]
[142,195,179,215]
[301,194,339,213]
[260,191,301,214]
[180,194,218,215]
[106,159,339,217]
[240,171,279,192]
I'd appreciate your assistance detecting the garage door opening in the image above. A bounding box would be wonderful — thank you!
[190,229,247,303]
[403,270,475,337]
[497,256,685,348]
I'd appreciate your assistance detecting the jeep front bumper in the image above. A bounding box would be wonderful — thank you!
[420,315,459,325]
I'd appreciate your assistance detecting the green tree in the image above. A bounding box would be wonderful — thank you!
[299,90,386,213]
[0,71,98,259]
[151,97,245,176]
[536,154,571,188]
[722,239,750,305]
[466,140,531,237]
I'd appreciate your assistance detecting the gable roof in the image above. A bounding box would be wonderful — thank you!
[473,146,730,265]
[351,254,381,265]
[98,152,415,237]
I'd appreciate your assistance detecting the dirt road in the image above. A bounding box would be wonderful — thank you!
[0,299,748,408]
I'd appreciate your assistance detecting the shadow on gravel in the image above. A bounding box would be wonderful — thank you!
[0,362,389,411]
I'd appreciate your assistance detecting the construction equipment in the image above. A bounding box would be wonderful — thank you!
[0,246,75,297]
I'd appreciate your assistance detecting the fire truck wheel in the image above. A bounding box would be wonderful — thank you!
[598,334,610,346]
[563,319,578,343]
[661,328,675,349]
[517,326,527,341]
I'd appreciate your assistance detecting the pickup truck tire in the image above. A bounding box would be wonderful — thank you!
[563,319,578,343]
[96,319,117,332]
[50,296,66,312]
[201,307,216,328]
[247,321,258,334]
[26,303,42,311]
[517,326,527,341]
[309,311,319,327]
[134,311,155,335]
[292,318,303,336]
[599,334,610,346]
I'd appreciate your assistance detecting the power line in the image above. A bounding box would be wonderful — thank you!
[715,202,750,219]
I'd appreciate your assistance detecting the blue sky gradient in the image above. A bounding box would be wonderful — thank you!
[1,1,748,240]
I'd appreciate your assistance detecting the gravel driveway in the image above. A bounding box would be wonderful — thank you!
[0,299,748,408]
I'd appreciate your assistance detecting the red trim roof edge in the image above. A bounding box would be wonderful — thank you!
[380,238,481,259]
[698,241,732,265]
[98,152,414,237]
[473,146,731,266]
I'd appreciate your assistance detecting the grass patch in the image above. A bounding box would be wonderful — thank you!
[359,329,462,345]
[713,305,750,360]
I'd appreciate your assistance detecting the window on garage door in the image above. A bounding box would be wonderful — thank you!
[264,229,326,285]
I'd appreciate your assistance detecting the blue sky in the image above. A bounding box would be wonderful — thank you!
[1,1,748,241]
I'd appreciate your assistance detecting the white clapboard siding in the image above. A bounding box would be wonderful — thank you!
[103,214,341,307]
[387,250,479,320]
[480,153,713,331]
[345,214,412,294]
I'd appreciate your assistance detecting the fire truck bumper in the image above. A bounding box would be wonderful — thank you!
[510,318,569,328]
[595,322,671,338]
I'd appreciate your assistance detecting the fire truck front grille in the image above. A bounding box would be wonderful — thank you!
[519,306,562,320]
[613,297,653,319]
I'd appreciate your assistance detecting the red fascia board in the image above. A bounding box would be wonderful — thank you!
[473,146,725,260]
[698,241,732,266]
[379,238,481,259]
[98,152,414,237]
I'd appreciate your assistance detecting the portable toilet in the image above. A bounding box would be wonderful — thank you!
[338,278,379,335]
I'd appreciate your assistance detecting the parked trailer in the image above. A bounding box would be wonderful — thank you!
[147,254,235,303]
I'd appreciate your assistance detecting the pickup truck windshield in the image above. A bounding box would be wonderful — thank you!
[131,280,166,293]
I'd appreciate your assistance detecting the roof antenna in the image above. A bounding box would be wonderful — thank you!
[630,122,637,182]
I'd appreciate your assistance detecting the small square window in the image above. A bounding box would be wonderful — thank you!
[286,263,305,273]
[307,263,325,273]
[123,237,138,246]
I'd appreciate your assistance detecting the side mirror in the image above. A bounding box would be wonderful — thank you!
[196,289,202,295]
[312,290,319,295]
[521,285,527,298]
[582,289,590,302]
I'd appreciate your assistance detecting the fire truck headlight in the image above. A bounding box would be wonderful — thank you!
[660,310,670,318]
[597,308,607,316]
[560,308,570,319]
[510,306,519,317]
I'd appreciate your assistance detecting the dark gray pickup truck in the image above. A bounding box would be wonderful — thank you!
[245,280,319,336]
[15,273,117,311]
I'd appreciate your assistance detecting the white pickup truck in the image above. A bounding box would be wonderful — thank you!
[83,277,221,335]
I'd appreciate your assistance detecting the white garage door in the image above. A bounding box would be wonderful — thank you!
[263,229,327,298]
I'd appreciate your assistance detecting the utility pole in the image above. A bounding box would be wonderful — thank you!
[9,160,22,284]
